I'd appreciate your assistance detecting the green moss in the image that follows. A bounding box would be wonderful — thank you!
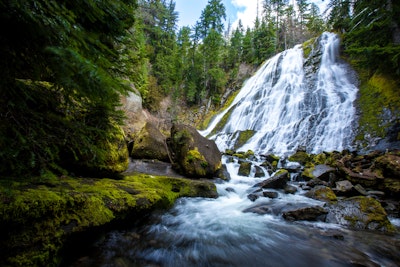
[306,186,337,202]
[302,37,317,59]
[347,196,396,232]
[234,130,256,150]
[183,148,208,177]
[0,174,216,266]
[233,153,245,159]
[301,166,315,180]
[198,90,241,130]
[288,151,311,165]
[238,161,252,176]
[355,70,400,145]
[312,153,327,165]
[208,104,237,137]
[244,150,255,158]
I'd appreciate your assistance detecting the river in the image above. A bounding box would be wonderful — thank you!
[67,156,400,267]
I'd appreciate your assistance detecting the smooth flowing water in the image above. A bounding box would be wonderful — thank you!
[202,32,358,156]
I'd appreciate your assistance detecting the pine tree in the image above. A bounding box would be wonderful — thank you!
[0,0,137,177]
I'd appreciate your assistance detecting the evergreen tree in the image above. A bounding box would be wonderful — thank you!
[227,20,244,69]
[138,0,179,108]
[328,0,400,73]
[0,0,137,177]
[194,0,227,104]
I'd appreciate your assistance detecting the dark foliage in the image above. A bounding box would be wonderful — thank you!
[0,0,136,177]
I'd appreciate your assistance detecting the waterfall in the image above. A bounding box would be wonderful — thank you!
[202,32,358,156]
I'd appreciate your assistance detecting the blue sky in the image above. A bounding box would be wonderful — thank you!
[175,0,328,30]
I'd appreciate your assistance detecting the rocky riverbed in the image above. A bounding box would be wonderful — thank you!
[232,149,400,232]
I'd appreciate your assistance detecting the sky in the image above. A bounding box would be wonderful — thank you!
[175,0,328,31]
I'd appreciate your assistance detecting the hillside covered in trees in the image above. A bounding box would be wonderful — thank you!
[1,0,399,178]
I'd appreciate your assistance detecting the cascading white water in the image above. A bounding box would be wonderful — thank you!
[202,32,358,156]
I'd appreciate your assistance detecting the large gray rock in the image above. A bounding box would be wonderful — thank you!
[254,170,289,189]
[167,124,222,178]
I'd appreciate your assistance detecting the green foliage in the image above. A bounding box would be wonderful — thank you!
[356,71,400,144]
[0,0,137,178]
[329,0,400,73]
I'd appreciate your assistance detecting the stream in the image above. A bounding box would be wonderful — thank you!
[67,156,400,267]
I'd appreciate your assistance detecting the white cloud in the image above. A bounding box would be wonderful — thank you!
[231,0,260,30]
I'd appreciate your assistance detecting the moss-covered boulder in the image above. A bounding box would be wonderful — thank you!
[0,174,217,266]
[288,151,311,165]
[238,161,252,176]
[326,196,395,232]
[375,152,400,178]
[167,124,222,178]
[305,186,337,202]
[130,122,170,162]
[63,125,129,178]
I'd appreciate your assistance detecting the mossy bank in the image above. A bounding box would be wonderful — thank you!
[0,174,217,266]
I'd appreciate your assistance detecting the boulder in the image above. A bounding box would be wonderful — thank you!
[326,196,395,232]
[167,124,222,178]
[302,164,336,182]
[238,161,252,176]
[305,186,337,202]
[334,180,355,196]
[375,152,400,178]
[261,154,279,173]
[284,184,298,194]
[130,122,170,162]
[215,164,231,181]
[288,150,311,165]
[254,170,290,189]
[282,160,302,173]
[254,165,265,177]
[313,164,336,180]
[282,206,328,222]
[248,193,260,202]
[306,178,328,188]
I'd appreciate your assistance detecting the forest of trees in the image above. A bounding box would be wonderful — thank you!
[1,0,399,178]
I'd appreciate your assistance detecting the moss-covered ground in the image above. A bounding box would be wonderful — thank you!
[0,174,217,266]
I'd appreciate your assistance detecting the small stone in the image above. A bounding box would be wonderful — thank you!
[247,193,260,202]
[284,184,298,194]
[354,184,368,195]
[225,187,236,193]
[263,191,279,199]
